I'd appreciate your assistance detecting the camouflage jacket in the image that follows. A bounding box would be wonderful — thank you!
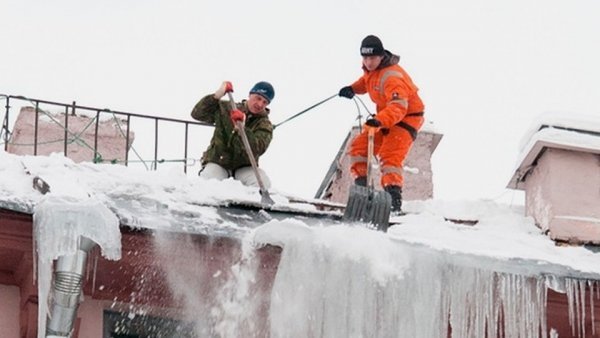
[191,94,273,171]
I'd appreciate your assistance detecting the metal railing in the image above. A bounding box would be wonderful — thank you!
[1,94,212,173]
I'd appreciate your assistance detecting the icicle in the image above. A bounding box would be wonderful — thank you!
[580,279,586,338]
[565,277,595,338]
[566,278,577,337]
[149,218,597,337]
[92,253,99,297]
[591,280,596,336]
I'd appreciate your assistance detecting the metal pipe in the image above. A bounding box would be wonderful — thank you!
[184,123,189,174]
[63,105,69,156]
[46,236,96,337]
[125,115,131,166]
[34,101,39,155]
[2,96,9,151]
[94,110,100,162]
[154,118,158,170]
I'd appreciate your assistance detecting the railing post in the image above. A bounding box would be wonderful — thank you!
[154,119,158,170]
[94,110,100,162]
[34,101,40,156]
[125,115,131,166]
[63,104,70,156]
[2,96,9,151]
[184,123,189,174]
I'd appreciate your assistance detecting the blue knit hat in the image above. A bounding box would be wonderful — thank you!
[249,81,275,103]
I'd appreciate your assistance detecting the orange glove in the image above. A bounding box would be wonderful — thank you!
[214,81,233,99]
[365,118,382,128]
[230,109,246,124]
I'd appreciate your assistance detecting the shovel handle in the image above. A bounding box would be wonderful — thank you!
[226,91,238,112]
[366,127,375,189]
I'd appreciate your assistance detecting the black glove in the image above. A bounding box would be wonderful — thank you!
[338,86,355,99]
[365,118,382,127]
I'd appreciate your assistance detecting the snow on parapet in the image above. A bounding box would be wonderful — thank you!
[514,127,600,171]
[518,111,600,152]
[34,195,121,338]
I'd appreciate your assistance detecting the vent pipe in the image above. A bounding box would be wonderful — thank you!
[45,236,96,337]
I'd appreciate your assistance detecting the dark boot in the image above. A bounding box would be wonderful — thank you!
[385,185,402,213]
[354,176,367,187]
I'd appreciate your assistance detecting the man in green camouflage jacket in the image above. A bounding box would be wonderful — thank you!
[191,81,274,188]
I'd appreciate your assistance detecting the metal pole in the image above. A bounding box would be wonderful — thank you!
[94,111,100,162]
[184,123,189,174]
[3,96,9,151]
[125,115,131,166]
[63,104,70,156]
[154,119,158,170]
[34,101,39,156]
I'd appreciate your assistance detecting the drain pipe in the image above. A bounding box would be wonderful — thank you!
[45,236,96,337]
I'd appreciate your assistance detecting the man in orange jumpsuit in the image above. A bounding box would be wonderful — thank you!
[339,35,425,213]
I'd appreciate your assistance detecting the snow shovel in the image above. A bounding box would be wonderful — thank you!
[225,88,275,206]
[343,127,391,231]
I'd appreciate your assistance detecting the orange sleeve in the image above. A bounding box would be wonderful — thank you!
[351,76,367,95]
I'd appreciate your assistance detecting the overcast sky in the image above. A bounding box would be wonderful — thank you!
[2,0,599,202]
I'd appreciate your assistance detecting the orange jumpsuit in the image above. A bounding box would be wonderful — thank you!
[349,53,425,188]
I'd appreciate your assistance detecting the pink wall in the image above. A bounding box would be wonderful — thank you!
[0,285,108,338]
[404,130,440,200]
[526,148,600,244]
[77,299,107,338]
[0,284,20,338]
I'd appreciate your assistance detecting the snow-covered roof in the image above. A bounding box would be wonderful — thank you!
[2,150,600,280]
[508,112,600,189]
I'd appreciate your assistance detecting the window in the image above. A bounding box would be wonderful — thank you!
[103,310,195,338]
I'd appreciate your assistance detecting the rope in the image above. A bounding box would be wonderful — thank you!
[273,94,337,129]
[106,156,198,170]
[352,96,375,132]
[95,157,201,166]
[271,93,375,132]
[354,95,373,117]
[101,109,150,170]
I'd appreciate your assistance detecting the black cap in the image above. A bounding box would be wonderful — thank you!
[360,35,385,56]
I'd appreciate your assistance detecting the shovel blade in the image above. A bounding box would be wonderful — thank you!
[343,184,392,232]
[260,189,275,206]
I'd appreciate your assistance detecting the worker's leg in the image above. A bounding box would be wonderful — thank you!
[234,166,272,189]
[199,162,230,181]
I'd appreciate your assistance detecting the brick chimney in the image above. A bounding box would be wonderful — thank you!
[315,122,443,203]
